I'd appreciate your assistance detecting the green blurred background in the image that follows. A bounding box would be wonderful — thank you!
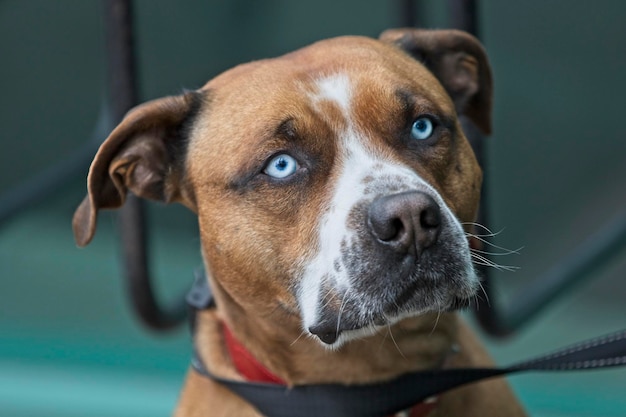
[0,1,624,416]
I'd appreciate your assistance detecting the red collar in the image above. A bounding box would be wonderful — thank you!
[222,323,285,385]
[222,323,437,417]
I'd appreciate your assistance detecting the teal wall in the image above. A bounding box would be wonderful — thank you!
[1,1,624,416]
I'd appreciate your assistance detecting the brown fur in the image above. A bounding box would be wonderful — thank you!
[73,29,526,416]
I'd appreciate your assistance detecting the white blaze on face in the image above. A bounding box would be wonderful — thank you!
[313,73,352,117]
[298,73,355,330]
[297,73,477,336]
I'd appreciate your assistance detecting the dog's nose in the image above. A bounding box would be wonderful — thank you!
[368,191,442,255]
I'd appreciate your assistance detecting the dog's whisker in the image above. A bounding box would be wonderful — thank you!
[476,263,519,273]
[336,290,350,337]
[471,260,520,273]
[290,330,307,347]
[319,287,337,310]
[462,222,504,237]
[467,232,524,255]
[429,308,442,336]
[386,322,407,359]
[471,247,523,256]
[477,281,491,307]
[470,293,480,311]
[470,252,520,272]
[464,222,523,255]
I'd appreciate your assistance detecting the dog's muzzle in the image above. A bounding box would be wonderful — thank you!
[304,188,478,346]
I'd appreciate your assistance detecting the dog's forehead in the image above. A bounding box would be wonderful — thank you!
[203,37,451,126]
[203,36,444,97]
[189,36,455,179]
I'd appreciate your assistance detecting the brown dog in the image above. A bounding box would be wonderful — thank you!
[73,28,526,416]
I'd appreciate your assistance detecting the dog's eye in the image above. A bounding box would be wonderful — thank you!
[411,117,434,140]
[264,154,299,179]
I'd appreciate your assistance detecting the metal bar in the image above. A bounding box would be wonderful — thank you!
[446,0,521,335]
[0,136,99,226]
[447,0,478,36]
[103,0,186,330]
[446,0,498,332]
[398,0,420,28]
[448,0,626,337]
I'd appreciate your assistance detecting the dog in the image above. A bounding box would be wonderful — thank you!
[73,28,526,416]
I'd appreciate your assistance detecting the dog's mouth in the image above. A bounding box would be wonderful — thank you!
[307,293,474,346]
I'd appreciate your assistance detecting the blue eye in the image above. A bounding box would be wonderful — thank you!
[411,117,434,140]
[264,154,299,179]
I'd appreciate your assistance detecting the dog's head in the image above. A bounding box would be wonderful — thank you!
[73,29,491,348]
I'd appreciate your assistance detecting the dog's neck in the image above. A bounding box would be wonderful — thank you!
[203,273,460,386]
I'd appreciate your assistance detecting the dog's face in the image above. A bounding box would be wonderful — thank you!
[73,29,491,348]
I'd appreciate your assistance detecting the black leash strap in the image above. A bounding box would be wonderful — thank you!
[187,272,626,417]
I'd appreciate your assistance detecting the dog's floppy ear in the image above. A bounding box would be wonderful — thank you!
[72,91,202,247]
[380,28,493,134]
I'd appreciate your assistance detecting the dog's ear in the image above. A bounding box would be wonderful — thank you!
[72,91,202,247]
[380,28,493,134]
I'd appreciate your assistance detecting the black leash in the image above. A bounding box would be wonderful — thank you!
[187,271,626,417]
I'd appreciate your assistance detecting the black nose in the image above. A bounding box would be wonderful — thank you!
[368,191,442,255]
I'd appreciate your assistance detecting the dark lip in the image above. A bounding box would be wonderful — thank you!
[308,321,361,345]
[309,311,389,345]
[310,280,474,344]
